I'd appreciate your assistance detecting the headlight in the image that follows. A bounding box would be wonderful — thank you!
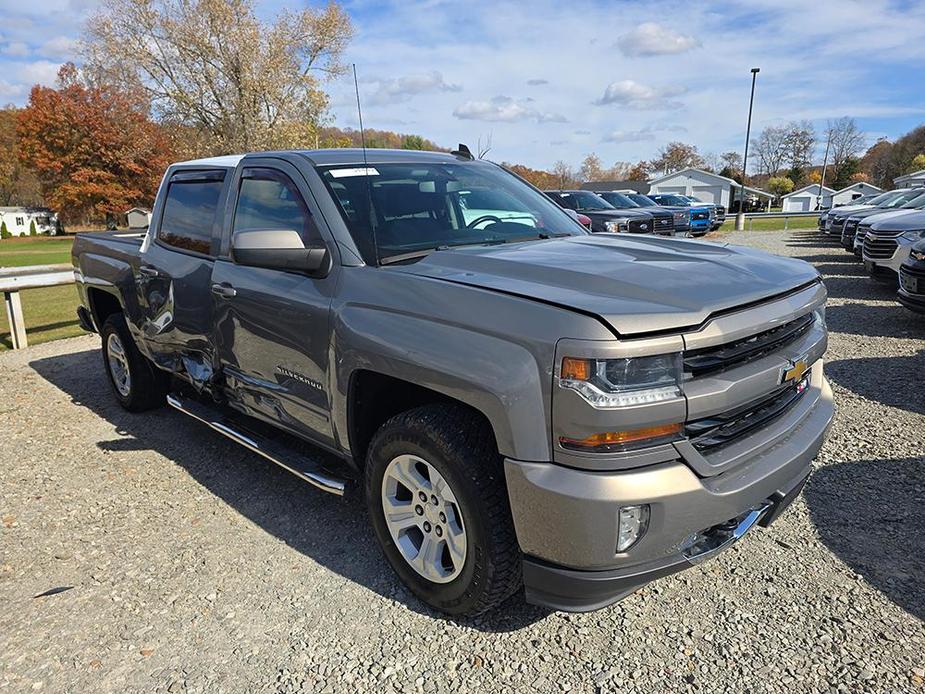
[911,248,925,261]
[604,218,632,233]
[814,305,826,329]
[901,229,925,241]
[559,354,683,408]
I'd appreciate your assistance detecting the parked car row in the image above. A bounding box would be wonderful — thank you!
[542,189,725,238]
[818,186,925,313]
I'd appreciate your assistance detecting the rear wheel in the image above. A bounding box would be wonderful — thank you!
[365,404,522,616]
[100,313,168,412]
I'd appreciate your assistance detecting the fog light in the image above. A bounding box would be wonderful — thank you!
[617,505,650,553]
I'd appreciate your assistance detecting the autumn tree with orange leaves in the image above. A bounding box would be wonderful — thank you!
[16,64,172,225]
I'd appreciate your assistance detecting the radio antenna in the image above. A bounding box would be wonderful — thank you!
[353,63,380,266]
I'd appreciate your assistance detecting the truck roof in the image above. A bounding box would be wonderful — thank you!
[174,149,465,170]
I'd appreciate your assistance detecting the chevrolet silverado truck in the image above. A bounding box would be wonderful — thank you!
[73,148,834,616]
[621,192,692,235]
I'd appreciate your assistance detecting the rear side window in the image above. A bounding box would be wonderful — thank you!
[158,172,224,255]
[233,168,319,244]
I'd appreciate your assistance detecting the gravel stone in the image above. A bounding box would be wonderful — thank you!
[0,229,922,692]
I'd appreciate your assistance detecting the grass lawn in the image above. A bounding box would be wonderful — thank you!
[717,216,819,232]
[1,236,83,351]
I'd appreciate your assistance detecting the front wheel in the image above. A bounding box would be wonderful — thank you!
[365,404,522,616]
[100,313,168,412]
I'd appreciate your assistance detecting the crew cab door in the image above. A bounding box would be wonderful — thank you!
[136,168,228,379]
[210,160,338,446]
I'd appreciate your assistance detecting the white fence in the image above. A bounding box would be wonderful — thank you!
[0,264,75,350]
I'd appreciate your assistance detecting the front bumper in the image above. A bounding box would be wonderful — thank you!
[506,375,834,612]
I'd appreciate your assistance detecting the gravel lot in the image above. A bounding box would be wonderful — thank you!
[1,229,923,693]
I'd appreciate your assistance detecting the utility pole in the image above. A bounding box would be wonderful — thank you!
[818,129,832,211]
[735,67,760,231]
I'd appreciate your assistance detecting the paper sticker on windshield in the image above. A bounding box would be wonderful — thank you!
[329,167,379,178]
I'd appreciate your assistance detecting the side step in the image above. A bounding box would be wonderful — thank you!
[166,394,347,496]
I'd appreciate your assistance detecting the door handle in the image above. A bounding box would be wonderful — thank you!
[138,265,163,278]
[211,282,237,298]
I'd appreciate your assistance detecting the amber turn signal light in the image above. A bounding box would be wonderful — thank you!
[561,357,591,381]
[559,423,682,452]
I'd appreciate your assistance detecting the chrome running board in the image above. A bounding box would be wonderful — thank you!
[166,393,347,496]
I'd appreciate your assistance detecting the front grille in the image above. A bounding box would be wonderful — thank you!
[692,210,710,221]
[830,217,846,234]
[900,265,925,295]
[628,218,651,233]
[683,312,815,377]
[853,223,872,245]
[844,219,859,233]
[655,216,673,230]
[686,379,809,452]
[863,230,902,259]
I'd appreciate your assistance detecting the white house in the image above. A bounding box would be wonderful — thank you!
[126,207,152,229]
[781,185,835,212]
[647,168,774,209]
[0,207,59,237]
[830,182,882,207]
[894,168,925,188]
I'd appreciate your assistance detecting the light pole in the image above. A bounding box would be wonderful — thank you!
[735,67,760,231]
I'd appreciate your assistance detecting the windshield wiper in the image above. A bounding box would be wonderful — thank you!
[380,233,569,265]
[379,249,439,265]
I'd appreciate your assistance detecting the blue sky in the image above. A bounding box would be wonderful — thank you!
[1,0,924,170]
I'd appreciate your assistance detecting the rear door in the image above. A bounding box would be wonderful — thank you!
[136,168,227,380]
[210,159,339,446]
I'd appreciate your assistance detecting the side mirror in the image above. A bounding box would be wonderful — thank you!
[232,229,331,277]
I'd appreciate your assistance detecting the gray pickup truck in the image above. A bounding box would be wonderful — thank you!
[72,148,834,615]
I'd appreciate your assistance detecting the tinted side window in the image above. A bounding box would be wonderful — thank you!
[233,169,318,244]
[158,177,224,255]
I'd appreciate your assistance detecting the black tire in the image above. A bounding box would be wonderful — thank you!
[365,404,522,616]
[100,313,168,412]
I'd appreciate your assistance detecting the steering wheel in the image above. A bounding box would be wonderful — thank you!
[466,215,504,229]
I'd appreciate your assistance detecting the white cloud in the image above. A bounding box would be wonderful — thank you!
[3,42,30,57]
[40,35,78,59]
[453,95,567,123]
[603,124,688,143]
[526,78,548,86]
[595,80,687,109]
[366,71,460,105]
[617,22,700,57]
[16,59,62,86]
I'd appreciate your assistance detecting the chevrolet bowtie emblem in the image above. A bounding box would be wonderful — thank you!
[782,359,809,384]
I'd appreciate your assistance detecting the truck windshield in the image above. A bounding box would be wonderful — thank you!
[318,161,586,264]
[627,194,657,207]
[597,192,639,208]
[653,195,693,206]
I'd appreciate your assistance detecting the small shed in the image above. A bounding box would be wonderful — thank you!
[831,182,882,207]
[894,168,925,188]
[126,207,152,229]
[0,207,59,236]
[781,185,835,212]
[647,168,773,208]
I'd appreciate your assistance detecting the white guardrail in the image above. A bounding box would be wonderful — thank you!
[0,263,75,350]
[734,211,820,231]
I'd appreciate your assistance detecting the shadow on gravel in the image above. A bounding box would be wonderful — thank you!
[29,348,550,633]
[824,303,925,340]
[821,275,899,302]
[825,352,925,415]
[805,456,925,621]
[786,232,838,248]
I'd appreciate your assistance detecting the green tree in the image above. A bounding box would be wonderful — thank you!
[401,135,427,150]
[29,219,37,236]
[0,220,10,239]
[767,176,794,197]
[910,153,925,172]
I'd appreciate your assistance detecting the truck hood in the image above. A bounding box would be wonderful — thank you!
[830,204,874,219]
[580,208,652,220]
[396,235,819,336]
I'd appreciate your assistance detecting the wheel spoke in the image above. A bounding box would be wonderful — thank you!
[415,535,442,580]
[444,530,465,569]
[383,498,418,532]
